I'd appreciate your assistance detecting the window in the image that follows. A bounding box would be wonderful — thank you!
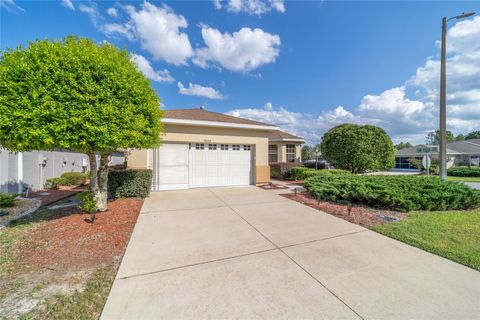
[243,145,251,151]
[232,144,240,151]
[395,157,420,169]
[286,144,296,162]
[269,144,278,163]
[220,144,229,150]
[195,143,204,150]
[208,144,217,150]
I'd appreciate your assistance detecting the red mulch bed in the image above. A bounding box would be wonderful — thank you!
[18,198,142,271]
[28,185,87,206]
[282,192,407,227]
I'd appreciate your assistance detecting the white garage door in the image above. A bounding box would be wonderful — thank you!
[152,143,253,190]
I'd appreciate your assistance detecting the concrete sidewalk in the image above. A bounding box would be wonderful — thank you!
[101,186,480,320]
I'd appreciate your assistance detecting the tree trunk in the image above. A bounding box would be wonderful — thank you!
[87,151,108,212]
[97,153,109,212]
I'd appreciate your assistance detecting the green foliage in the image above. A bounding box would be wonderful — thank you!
[290,167,350,180]
[465,131,480,140]
[425,129,456,144]
[304,174,480,212]
[394,142,412,150]
[0,36,163,153]
[60,172,89,185]
[301,145,315,161]
[44,177,70,190]
[269,163,301,180]
[448,166,480,177]
[455,134,465,141]
[108,169,152,199]
[77,191,97,213]
[320,124,395,173]
[0,193,17,208]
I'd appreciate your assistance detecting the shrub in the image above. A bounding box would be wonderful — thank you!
[291,167,350,180]
[44,177,70,190]
[448,166,480,177]
[320,124,395,173]
[60,172,89,185]
[304,174,480,212]
[270,163,301,180]
[77,191,97,213]
[0,193,17,208]
[108,169,152,199]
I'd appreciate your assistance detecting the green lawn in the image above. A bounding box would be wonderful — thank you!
[373,210,480,270]
[448,176,480,183]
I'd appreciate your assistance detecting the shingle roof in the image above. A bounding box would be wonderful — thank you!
[447,140,480,154]
[268,130,304,141]
[395,143,478,157]
[163,109,275,127]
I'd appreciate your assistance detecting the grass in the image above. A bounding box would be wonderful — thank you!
[20,264,117,320]
[373,209,480,270]
[448,176,480,183]
[0,221,36,276]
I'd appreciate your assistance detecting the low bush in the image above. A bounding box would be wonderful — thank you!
[304,174,480,212]
[108,169,152,199]
[448,166,480,177]
[77,191,97,213]
[44,177,70,190]
[0,193,17,208]
[270,163,301,180]
[291,167,350,180]
[60,172,89,185]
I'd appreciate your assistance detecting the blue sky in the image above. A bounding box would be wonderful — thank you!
[1,0,479,144]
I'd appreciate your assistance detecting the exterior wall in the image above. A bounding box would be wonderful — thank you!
[127,124,272,184]
[268,141,302,163]
[1,149,125,193]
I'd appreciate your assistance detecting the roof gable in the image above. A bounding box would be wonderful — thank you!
[164,109,274,127]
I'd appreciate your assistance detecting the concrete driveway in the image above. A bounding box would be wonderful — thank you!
[101,186,480,320]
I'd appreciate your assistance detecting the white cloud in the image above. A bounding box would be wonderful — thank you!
[0,0,24,12]
[178,82,224,99]
[193,26,280,72]
[213,0,285,15]
[131,54,175,83]
[107,7,118,17]
[102,23,134,40]
[78,2,102,27]
[61,0,75,10]
[125,2,193,65]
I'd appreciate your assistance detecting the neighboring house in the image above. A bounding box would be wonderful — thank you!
[0,149,125,194]
[128,108,303,191]
[394,140,480,170]
[267,130,304,164]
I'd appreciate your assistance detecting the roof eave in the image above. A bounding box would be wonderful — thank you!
[162,118,279,131]
[269,138,305,143]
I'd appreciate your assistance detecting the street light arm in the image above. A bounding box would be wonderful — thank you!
[447,12,476,21]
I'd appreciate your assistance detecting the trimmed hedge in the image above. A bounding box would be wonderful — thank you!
[270,163,301,180]
[108,169,152,199]
[291,167,350,180]
[60,172,89,185]
[304,174,480,212]
[448,166,480,177]
[0,193,16,208]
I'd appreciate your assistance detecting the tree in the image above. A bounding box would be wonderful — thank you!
[425,129,455,144]
[455,134,465,141]
[320,124,395,173]
[301,145,315,161]
[395,142,412,150]
[466,131,480,140]
[0,37,162,211]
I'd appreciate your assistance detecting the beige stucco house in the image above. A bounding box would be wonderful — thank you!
[268,130,305,164]
[128,108,303,191]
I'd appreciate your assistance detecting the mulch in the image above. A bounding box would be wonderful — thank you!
[28,185,87,206]
[258,183,289,190]
[18,198,142,272]
[282,192,407,227]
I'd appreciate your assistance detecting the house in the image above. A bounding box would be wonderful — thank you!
[128,108,304,191]
[0,149,125,193]
[268,130,305,163]
[394,140,480,170]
